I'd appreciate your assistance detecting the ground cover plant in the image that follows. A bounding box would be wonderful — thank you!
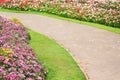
[0,16,47,80]
[0,0,120,28]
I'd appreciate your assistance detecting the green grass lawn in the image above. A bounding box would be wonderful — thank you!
[29,29,86,80]
[0,8,120,34]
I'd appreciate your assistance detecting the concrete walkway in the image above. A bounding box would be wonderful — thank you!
[0,12,120,80]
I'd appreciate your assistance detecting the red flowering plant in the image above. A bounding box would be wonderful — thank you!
[0,16,47,80]
[0,0,120,27]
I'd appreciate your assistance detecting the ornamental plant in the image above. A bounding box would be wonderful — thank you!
[0,0,119,28]
[0,16,47,80]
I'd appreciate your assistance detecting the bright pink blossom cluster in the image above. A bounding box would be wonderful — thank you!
[0,16,47,80]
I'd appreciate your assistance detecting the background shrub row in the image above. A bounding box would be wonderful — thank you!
[0,0,120,28]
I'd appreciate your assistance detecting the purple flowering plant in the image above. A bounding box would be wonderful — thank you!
[0,16,47,80]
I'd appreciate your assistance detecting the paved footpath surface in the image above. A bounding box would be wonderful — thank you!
[0,12,120,80]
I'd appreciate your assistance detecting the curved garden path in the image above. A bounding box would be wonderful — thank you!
[0,12,120,80]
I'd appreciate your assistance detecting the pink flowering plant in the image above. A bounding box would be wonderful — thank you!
[0,16,47,80]
[0,0,119,28]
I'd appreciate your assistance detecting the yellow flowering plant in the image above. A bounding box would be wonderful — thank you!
[1,48,14,54]
[9,18,24,27]
[0,47,14,60]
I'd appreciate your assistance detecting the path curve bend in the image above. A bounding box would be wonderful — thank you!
[0,12,120,80]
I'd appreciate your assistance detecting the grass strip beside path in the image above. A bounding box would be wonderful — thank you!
[29,30,86,80]
[0,8,120,34]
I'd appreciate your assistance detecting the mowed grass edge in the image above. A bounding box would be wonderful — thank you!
[29,29,86,80]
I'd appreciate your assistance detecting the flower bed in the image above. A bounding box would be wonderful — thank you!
[0,16,47,80]
[0,0,120,28]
